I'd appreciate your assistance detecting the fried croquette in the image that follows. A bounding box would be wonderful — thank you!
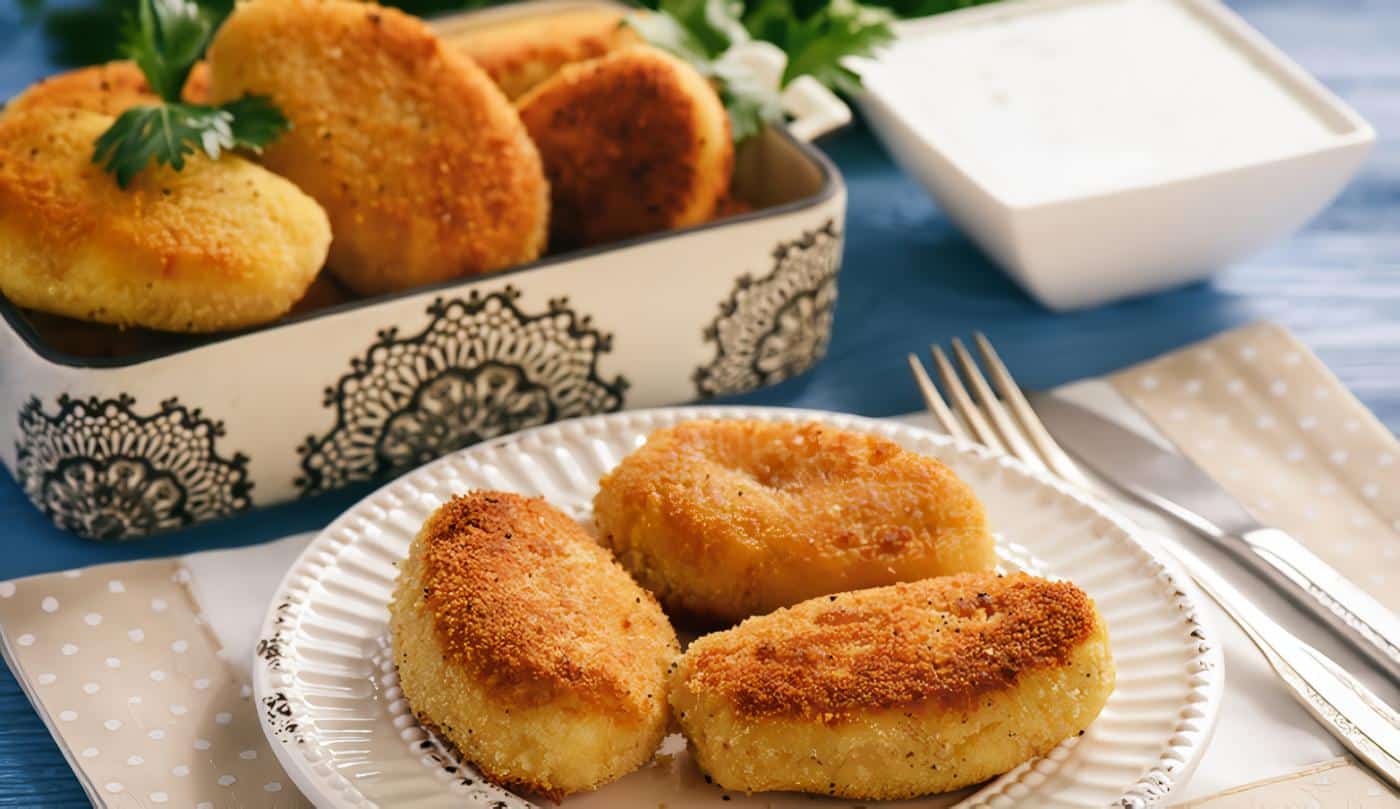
[670,572,1116,799]
[3,60,209,119]
[389,491,679,800]
[206,0,550,296]
[441,6,639,100]
[593,419,997,625]
[517,45,733,249]
[0,107,331,332]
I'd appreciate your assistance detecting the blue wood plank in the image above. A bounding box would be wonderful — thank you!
[0,0,1396,803]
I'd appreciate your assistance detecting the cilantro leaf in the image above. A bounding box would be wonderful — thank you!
[92,98,289,188]
[623,7,714,64]
[628,0,895,143]
[93,0,289,187]
[654,0,749,58]
[626,0,785,143]
[718,79,782,143]
[219,95,292,148]
[122,0,216,102]
[744,0,895,95]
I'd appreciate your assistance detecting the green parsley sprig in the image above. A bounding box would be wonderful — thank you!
[626,0,781,142]
[627,0,894,142]
[744,0,895,96]
[92,0,289,188]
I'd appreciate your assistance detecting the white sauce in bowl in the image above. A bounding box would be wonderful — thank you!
[872,0,1342,205]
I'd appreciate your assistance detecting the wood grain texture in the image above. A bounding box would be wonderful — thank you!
[0,0,1396,804]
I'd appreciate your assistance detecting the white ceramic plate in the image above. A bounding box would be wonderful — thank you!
[253,407,1223,809]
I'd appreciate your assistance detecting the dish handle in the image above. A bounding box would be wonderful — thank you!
[724,41,852,142]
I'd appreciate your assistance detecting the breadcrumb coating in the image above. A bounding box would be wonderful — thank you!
[3,60,209,119]
[442,7,639,99]
[517,45,732,250]
[206,0,549,295]
[389,491,678,799]
[594,419,997,625]
[670,572,1116,799]
[685,573,1098,718]
[0,106,329,332]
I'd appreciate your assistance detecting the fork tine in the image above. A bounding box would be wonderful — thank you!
[972,333,1096,488]
[907,353,970,442]
[950,337,1049,474]
[931,345,1006,452]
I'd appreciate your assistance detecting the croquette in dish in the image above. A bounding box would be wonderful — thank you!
[441,6,639,100]
[388,491,679,800]
[517,45,733,249]
[593,419,997,625]
[2,60,210,119]
[670,572,1116,799]
[206,0,550,296]
[0,106,330,332]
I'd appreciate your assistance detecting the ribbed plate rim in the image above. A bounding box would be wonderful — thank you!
[253,405,1224,809]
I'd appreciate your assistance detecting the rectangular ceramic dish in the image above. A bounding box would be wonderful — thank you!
[0,7,848,539]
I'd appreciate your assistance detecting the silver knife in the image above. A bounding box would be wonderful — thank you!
[1028,392,1400,682]
[1154,537,1400,789]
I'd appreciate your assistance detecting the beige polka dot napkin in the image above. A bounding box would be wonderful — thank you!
[0,555,310,808]
[1110,320,1399,807]
[0,320,1395,808]
[1110,321,1400,611]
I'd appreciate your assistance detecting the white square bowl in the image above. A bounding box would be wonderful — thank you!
[855,0,1375,311]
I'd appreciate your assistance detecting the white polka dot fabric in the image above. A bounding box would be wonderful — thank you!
[1111,321,1400,610]
[0,558,307,807]
[0,321,1393,809]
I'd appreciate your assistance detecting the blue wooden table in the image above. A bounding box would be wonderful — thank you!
[0,0,1396,805]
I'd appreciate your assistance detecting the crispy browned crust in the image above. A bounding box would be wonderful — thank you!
[206,0,549,296]
[416,491,677,719]
[4,60,209,119]
[446,7,640,100]
[0,106,330,332]
[593,420,997,625]
[679,573,1100,721]
[517,45,732,250]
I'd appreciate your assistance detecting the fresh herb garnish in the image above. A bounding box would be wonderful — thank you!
[744,0,895,95]
[628,0,894,141]
[92,0,289,188]
[626,0,781,142]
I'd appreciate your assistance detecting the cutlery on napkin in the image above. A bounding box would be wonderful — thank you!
[1,321,1397,806]
[1031,392,1400,682]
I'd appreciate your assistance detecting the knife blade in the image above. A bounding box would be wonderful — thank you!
[1028,392,1400,682]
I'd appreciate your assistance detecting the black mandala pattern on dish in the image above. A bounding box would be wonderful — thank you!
[297,287,627,496]
[15,395,252,540]
[694,220,841,398]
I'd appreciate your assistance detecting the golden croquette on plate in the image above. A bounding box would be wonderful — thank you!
[388,491,679,800]
[2,60,210,120]
[0,107,330,333]
[442,6,639,100]
[205,0,550,296]
[593,419,997,625]
[670,572,1116,799]
[517,44,733,250]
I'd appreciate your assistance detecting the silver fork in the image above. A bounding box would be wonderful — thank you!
[909,334,1400,791]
